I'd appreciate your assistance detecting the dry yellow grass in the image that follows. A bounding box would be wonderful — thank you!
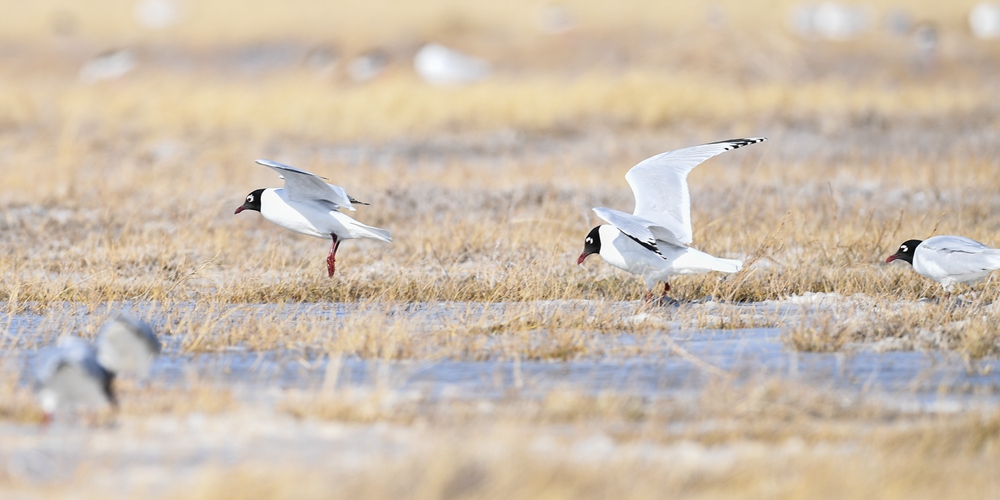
[3,1,1000,498]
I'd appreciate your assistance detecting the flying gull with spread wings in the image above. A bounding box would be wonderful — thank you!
[236,159,392,277]
[577,138,766,301]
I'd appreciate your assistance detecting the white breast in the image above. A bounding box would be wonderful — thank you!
[260,189,329,239]
[598,226,671,281]
[912,249,952,286]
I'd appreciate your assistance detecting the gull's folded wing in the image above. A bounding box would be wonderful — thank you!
[922,236,1000,275]
[592,207,688,250]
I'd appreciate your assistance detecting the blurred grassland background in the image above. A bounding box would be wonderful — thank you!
[0,0,999,305]
[0,0,994,150]
[0,0,997,306]
[2,0,998,143]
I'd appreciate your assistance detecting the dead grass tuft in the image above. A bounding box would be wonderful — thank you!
[783,310,856,352]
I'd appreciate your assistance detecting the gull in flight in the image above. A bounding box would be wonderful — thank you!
[577,138,766,301]
[236,159,392,277]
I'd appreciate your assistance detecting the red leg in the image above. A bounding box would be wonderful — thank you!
[326,234,341,277]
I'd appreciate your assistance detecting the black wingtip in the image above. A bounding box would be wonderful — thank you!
[706,137,767,150]
[349,196,370,206]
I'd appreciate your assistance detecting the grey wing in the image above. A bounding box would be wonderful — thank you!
[592,207,689,252]
[624,138,766,245]
[96,317,161,378]
[256,159,357,211]
[648,224,687,249]
[132,319,162,354]
[592,207,657,247]
[922,236,1000,275]
[945,250,1000,276]
[35,347,68,383]
[923,235,990,254]
[35,337,101,383]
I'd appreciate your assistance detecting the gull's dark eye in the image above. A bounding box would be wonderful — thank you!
[901,245,908,253]
[585,237,592,244]
[248,194,254,203]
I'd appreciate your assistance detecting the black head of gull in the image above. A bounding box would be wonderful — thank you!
[234,188,264,214]
[577,226,602,265]
[886,239,922,264]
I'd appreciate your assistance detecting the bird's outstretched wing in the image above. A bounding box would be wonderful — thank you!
[624,137,766,245]
[255,159,363,211]
[96,317,161,378]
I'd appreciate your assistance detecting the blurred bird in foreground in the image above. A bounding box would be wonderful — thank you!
[36,317,161,423]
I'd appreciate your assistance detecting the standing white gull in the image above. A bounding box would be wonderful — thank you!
[577,138,766,301]
[886,235,1000,295]
[235,159,392,277]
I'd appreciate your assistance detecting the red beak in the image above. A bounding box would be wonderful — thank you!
[885,254,898,263]
[234,205,245,214]
[577,252,591,265]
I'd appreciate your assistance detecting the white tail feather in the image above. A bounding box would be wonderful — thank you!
[355,223,392,243]
[711,258,743,273]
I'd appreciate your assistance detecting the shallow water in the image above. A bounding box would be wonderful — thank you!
[7,300,1000,412]
[4,300,1000,498]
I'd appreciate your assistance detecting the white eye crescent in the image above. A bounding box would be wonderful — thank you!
[585,237,593,244]
[901,245,908,252]
[248,194,255,203]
